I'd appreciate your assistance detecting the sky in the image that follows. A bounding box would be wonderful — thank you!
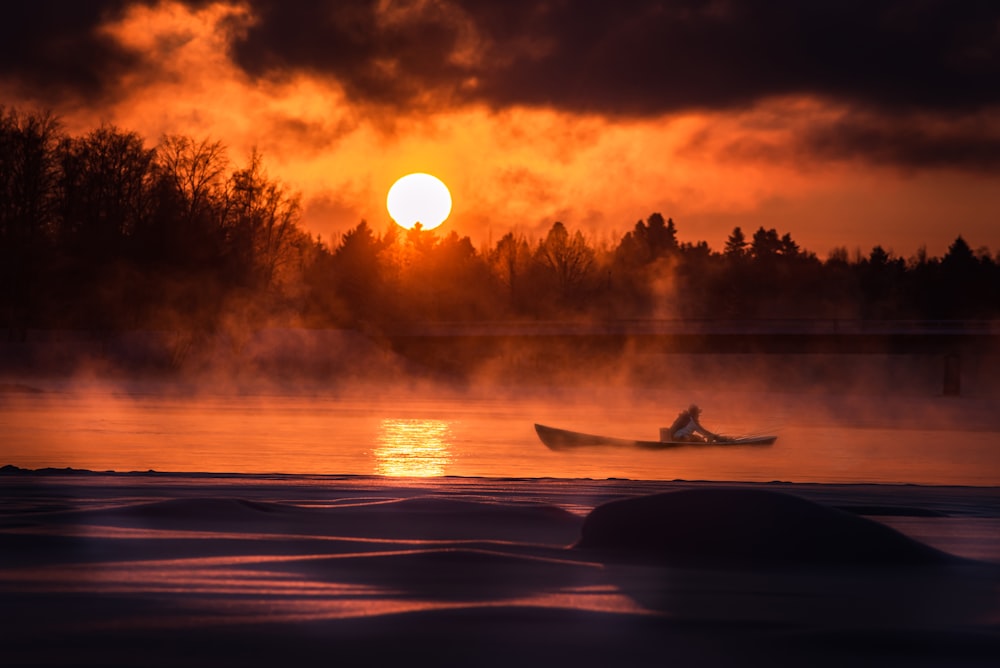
[1,0,998,258]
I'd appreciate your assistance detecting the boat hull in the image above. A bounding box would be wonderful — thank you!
[534,423,777,451]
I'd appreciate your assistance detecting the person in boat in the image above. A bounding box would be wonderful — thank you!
[666,404,721,443]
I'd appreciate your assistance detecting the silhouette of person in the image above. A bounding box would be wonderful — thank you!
[666,404,720,442]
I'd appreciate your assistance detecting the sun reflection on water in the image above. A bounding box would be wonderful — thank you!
[373,419,454,477]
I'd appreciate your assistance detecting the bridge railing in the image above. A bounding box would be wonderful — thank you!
[388,319,1000,337]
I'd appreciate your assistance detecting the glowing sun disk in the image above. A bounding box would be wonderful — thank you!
[386,173,452,230]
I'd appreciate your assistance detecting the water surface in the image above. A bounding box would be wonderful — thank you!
[2,385,998,485]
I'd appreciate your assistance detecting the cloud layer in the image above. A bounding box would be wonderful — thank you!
[0,1,139,101]
[228,1,1000,114]
[4,1,998,174]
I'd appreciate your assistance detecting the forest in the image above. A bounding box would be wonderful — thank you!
[2,106,999,346]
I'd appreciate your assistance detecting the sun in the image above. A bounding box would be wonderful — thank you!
[386,173,452,231]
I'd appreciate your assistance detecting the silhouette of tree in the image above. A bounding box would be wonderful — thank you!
[675,240,715,317]
[750,227,782,259]
[223,149,301,290]
[643,213,679,257]
[325,220,392,324]
[779,232,800,257]
[738,227,823,316]
[868,245,890,268]
[387,227,496,321]
[58,125,155,257]
[156,135,227,225]
[723,226,748,259]
[943,236,975,270]
[535,221,595,303]
[857,246,907,318]
[903,245,938,317]
[616,212,679,266]
[939,235,986,317]
[826,247,850,266]
[0,107,61,336]
[610,213,684,317]
[817,247,861,317]
[488,231,532,311]
[681,240,712,260]
[420,231,493,320]
[0,107,60,242]
[141,135,229,272]
[55,125,157,330]
[3,107,999,360]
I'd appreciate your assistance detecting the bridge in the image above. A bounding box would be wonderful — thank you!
[385,319,1000,395]
[386,319,999,353]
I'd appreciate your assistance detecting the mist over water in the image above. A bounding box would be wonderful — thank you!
[2,379,998,485]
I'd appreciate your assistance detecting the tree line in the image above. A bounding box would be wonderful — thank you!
[2,107,998,344]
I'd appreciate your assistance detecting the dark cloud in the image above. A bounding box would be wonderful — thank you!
[691,110,1000,173]
[228,0,1000,115]
[4,1,997,113]
[800,113,1000,172]
[230,0,473,105]
[2,1,998,171]
[0,1,141,101]
[227,0,1000,172]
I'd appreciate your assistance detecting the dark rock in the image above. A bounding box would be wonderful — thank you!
[575,488,953,567]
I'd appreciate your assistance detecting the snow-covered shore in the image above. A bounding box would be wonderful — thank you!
[2,470,998,667]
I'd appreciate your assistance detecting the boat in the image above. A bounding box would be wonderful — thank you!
[534,423,777,451]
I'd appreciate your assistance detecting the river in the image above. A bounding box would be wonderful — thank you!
[2,380,998,485]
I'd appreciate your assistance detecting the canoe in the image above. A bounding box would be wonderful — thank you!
[534,423,777,451]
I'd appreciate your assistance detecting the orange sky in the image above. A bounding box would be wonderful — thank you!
[2,0,997,258]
